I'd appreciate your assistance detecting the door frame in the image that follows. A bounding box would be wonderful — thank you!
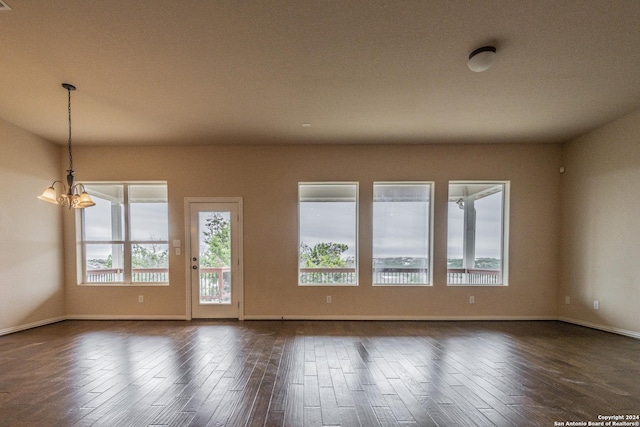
[184,197,244,320]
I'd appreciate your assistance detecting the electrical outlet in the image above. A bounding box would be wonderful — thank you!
[565,296,571,305]
[138,295,144,303]
[469,296,475,304]
[593,300,599,310]
[175,247,181,255]
[326,296,332,304]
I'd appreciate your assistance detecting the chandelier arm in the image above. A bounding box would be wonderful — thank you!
[50,180,66,191]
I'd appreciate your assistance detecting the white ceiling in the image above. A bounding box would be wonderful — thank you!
[1,1,640,146]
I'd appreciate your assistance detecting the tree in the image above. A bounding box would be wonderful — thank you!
[132,243,168,268]
[87,255,112,270]
[447,258,463,268]
[202,213,231,267]
[299,242,349,268]
[299,242,351,284]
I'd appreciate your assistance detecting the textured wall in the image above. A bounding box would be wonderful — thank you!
[560,109,640,336]
[0,119,65,334]
[65,142,562,320]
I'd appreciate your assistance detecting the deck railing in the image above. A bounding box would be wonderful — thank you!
[299,268,357,285]
[86,267,232,301]
[198,267,231,303]
[373,268,429,285]
[87,267,501,286]
[299,267,501,285]
[446,268,501,285]
[85,268,168,283]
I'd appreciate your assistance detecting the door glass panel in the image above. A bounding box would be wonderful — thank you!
[198,211,232,304]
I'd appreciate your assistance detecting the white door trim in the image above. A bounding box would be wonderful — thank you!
[184,197,244,320]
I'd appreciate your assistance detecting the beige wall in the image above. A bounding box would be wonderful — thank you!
[0,119,66,334]
[4,109,638,333]
[560,109,640,336]
[65,143,562,320]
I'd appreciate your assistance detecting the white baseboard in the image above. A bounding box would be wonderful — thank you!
[4,315,637,341]
[65,314,188,321]
[243,314,557,321]
[0,316,66,337]
[558,317,640,340]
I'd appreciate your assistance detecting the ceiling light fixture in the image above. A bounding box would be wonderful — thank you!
[468,46,497,72]
[38,83,95,209]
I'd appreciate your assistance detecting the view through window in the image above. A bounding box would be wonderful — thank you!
[298,183,358,285]
[82,183,169,284]
[447,181,509,285]
[373,182,432,285]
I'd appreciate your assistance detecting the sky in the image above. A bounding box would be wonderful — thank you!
[299,202,357,258]
[299,191,504,263]
[84,196,169,261]
[84,187,503,264]
[373,201,429,258]
[447,192,503,259]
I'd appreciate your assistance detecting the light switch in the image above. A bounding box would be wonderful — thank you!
[173,240,181,247]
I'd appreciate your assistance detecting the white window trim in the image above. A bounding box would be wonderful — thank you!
[372,181,434,287]
[78,181,169,286]
[298,182,359,287]
[447,180,510,287]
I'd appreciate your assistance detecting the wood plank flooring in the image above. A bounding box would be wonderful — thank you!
[1,320,639,426]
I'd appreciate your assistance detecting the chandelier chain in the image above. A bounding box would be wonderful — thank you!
[67,87,73,172]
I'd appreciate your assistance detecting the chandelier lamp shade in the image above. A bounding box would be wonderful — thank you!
[38,83,95,209]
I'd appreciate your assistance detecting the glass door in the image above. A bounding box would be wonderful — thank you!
[189,201,242,318]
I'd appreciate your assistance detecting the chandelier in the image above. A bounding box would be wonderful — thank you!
[38,83,95,209]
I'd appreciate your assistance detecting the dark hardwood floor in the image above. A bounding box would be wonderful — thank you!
[1,320,639,427]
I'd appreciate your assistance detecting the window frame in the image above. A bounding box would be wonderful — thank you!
[372,181,434,286]
[298,182,359,286]
[79,181,169,286]
[446,180,510,286]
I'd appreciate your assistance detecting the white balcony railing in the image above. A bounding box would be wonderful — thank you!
[85,268,168,283]
[446,268,500,284]
[86,267,501,287]
[298,267,500,285]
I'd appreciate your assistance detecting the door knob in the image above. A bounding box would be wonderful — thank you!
[192,265,198,270]
[192,257,197,262]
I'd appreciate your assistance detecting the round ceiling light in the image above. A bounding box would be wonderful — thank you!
[468,46,497,72]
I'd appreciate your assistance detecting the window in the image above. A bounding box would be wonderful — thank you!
[447,181,509,285]
[81,183,169,284]
[298,183,358,285]
[373,182,432,285]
